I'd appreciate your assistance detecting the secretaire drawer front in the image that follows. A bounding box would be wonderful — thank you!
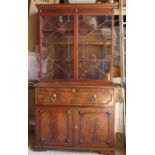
[74,88,113,106]
[35,88,74,105]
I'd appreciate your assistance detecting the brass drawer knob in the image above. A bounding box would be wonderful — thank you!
[50,93,57,102]
[90,94,97,102]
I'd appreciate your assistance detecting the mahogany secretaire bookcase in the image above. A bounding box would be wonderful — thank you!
[34,3,117,155]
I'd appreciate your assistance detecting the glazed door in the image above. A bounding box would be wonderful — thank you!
[78,15,113,80]
[35,107,73,146]
[39,15,74,80]
[74,107,114,148]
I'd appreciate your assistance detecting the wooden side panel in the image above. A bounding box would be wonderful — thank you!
[28,86,35,133]
[35,106,73,146]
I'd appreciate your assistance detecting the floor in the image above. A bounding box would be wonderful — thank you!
[28,134,125,155]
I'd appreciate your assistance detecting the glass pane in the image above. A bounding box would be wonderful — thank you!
[40,16,74,80]
[78,15,112,80]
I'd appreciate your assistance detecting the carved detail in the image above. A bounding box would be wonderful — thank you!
[101,91,112,104]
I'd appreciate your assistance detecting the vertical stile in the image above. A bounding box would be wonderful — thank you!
[111,14,114,80]
[39,14,42,80]
[74,14,79,80]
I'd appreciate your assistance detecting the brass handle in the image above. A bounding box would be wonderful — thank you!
[90,94,97,102]
[50,93,57,102]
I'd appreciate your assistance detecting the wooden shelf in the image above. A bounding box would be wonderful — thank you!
[43,28,111,32]
[41,41,111,45]
[49,59,73,62]
[79,59,110,62]
[48,59,110,62]
[81,41,111,45]
[43,28,73,32]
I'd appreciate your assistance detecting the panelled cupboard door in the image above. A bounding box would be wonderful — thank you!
[35,107,73,146]
[74,107,114,148]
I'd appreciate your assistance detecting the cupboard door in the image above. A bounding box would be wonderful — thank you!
[35,107,73,146]
[74,108,114,148]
